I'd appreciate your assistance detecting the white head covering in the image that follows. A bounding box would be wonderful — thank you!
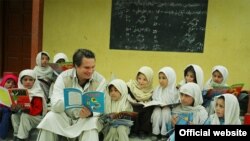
[53,53,69,63]
[178,64,204,90]
[105,79,133,113]
[209,94,241,124]
[33,51,53,80]
[173,82,208,124]
[18,69,47,116]
[204,65,229,89]
[152,67,179,104]
[127,66,154,102]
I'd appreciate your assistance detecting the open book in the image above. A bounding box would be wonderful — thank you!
[0,87,30,109]
[172,112,193,125]
[64,88,105,114]
[204,83,244,98]
[137,100,180,108]
[49,62,73,75]
[99,111,138,127]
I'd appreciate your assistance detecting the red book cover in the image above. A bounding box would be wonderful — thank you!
[8,88,30,109]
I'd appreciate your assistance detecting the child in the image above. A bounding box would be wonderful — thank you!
[168,82,208,141]
[151,67,179,141]
[204,65,228,90]
[127,66,154,139]
[203,65,229,115]
[177,64,204,90]
[33,51,54,103]
[0,73,18,140]
[205,94,241,125]
[11,69,47,141]
[102,79,133,141]
[49,52,69,100]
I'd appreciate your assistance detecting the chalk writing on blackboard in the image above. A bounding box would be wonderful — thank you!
[110,0,208,53]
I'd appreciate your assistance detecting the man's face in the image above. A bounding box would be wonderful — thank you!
[76,57,95,80]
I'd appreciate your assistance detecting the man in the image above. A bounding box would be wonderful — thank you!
[37,49,106,141]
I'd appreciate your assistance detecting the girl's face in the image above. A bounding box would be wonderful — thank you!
[137,73,149,89]
[21,76,35,89]
[215,98,225,118]
[41,54,49,67]
[180,93,194,106]
[109,85,121,101]
[212,70,223,84]
[185,71,195,83]
[4,79,16,89]
[159,72,168,88]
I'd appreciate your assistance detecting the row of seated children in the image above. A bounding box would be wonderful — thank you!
[0,52,69,141]
[0,51,246,141]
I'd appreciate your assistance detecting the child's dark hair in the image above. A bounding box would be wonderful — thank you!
[217,95,225,101]
[73,49,95,67]
[184,65,197,83]
[41,52,50,60]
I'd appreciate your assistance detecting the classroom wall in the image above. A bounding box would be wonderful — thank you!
[43,0,250,89]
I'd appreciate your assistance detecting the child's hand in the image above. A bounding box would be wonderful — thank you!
[79,107,92,118]
[171,115,178,127]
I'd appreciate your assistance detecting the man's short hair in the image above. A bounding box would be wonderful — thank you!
[73,49,95,67]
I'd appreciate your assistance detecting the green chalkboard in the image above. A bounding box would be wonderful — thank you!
[110,0,208,53]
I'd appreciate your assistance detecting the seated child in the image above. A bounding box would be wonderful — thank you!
[102,79,133,141]
[168,82,208,141]
[177,64,204,90]
[11,69,47,141]
[33,51,54,103]
[151,67,179,140]
[203,65,229,115]
[205,94,241,125]
[0,73,18,140]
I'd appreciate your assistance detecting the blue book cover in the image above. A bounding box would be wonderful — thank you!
[64,88,104,114]
[175,112,193,125]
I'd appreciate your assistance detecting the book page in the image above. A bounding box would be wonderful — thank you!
[82,91,104,114]
[64,88,83,109]
[0,87,12,107]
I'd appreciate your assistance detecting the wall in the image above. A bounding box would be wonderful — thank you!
[43,0,250,89]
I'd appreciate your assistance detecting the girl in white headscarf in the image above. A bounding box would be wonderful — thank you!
[151,67,179,140]
[33,51,54,103]
[203,65,229,115]
[33,51,54,81]
[168,82,208,141]
[11,69,47,140]
[103,79,133,141]
[127,66,154,139]
[205,94,241,125]
[177,64,204,90]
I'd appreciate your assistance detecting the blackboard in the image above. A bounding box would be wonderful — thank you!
[109,0,208,53]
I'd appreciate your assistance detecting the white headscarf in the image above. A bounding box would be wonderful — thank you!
[53,52,69,63]
[204,65,229,89]
[127,66,154,102]
[172,82,208,124]
[105,79,133,113]
[209,94,241,124]
[33,51,53,80]
[18,69,47,116]
[152,67,179,104]
[178,64,204,90]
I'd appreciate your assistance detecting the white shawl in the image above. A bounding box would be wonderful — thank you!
[204,65,228,90]
[18,69,47,116]
[33,51,54,80]
[172,82,208,124]
[105,79,133,113]
[53,52,69,63]
[209,94,241,124]
[152,67,179,104]
[127,66,154,102]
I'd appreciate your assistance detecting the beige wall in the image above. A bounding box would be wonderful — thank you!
[43,0,250,89]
